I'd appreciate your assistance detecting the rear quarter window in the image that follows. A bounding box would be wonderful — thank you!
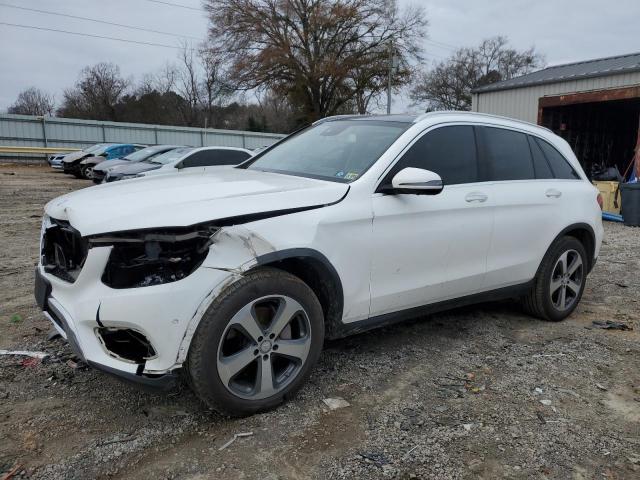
[534,138,580,180]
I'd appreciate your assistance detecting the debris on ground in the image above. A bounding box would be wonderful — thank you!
[218,432,253,451]
[540,399,552,406]
[358,451,389,467]
[323,397,351,410]
[591,320,633,331]
[595,383,608,391]
[1,464,22,480]
[0,349,49,359]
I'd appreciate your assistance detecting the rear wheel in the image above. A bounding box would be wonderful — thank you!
[187,268,324,416]
[522,236,587,321]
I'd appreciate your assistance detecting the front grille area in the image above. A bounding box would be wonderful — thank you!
[41,218,88,282]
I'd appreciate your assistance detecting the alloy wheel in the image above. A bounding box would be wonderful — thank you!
[549,249,583,311]
[216,295,312,400]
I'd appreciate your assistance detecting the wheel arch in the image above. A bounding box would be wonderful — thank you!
[253,248,344,339]
[543,223,596,274]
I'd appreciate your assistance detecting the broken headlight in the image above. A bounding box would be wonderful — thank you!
[90,224,219,289]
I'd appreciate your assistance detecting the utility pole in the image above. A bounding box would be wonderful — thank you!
[387,41,398,115]
[387,41,393,115]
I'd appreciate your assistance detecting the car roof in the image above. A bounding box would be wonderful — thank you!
[319,111,553,136]
[190,146,253,153]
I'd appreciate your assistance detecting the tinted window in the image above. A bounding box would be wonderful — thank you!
[387,126,478,185]
[527,136,554,179]
[182,150,247,168]
[481,127,534,181]
[224,150,251,164]
[535,138,580,179]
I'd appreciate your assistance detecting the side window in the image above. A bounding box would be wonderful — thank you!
[480,127,534,181]
[387,125,478,185]
[535,138,580,180]
[182,150,246,168]
[224,150,252,165]
[527,136,554,179]
[181,151,213,168]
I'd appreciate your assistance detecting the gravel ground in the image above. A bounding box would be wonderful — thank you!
[1,164,639,479]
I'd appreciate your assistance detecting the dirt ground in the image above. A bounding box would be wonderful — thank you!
[0,164,639,480]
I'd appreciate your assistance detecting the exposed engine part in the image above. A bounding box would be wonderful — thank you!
[96,327,157,363]
[96,224,219,288]
[41,218,88,282]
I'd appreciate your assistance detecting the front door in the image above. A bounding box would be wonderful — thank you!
[369,125,494,317]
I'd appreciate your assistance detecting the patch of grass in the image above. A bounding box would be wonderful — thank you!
[10,313,23,324]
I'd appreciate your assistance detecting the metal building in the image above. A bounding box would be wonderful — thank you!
[472,52,640,177]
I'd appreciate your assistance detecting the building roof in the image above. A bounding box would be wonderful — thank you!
[472,51,640,94]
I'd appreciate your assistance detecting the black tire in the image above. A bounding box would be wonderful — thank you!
[522,236,588,321]
[187,267,324,416]
[80,165,93,180]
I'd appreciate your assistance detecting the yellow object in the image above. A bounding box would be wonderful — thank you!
[0,146,80,154]
[593,181,621,214]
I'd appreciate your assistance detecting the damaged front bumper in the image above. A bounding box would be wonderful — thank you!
[34,246,238,389]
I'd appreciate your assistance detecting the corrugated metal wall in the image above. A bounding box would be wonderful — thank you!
[0,114,285,154]
[471,71,640,123]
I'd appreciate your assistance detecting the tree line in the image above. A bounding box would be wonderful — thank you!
[7,1,544,134]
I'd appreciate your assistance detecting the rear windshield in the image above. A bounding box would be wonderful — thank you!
[245,120,410,182]
[123,147,172,162]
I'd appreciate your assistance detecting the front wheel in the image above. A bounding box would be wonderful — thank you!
[522,236,588,321]
[80,164,94,179]
[187,268,324,416]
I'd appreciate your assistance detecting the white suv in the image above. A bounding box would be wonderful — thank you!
[35,112,603,416]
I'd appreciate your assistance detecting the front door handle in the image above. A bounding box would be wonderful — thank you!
[546,189,562,198]
[465,192,488,203]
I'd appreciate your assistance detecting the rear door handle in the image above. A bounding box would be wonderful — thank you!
[465,192,488,203]
[546,189,562,198]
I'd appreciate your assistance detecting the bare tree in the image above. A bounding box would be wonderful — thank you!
[8,87,55,116]
[198,46,232,128]
[59,62,130,120]
[411,36,545,111]
[203,0,427,123]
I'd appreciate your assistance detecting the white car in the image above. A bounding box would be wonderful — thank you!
[35,112,603,416]
[104,146,253,182]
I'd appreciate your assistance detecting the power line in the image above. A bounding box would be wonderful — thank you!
[142,0,202,11]
[0,2,202,41]
[0,22,184,49]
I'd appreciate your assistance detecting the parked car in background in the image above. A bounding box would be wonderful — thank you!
[75,144,146,180]
[59,143,113,175]
[35,112,603,416]
[105,146,252,182]
[92,145,183,184]
[48,153,68,169]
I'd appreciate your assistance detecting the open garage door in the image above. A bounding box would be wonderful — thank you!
[538,86,640,180]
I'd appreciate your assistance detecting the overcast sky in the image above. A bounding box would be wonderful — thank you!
[1,0,639,113]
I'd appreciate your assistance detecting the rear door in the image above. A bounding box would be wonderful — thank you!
[369,124,495,317]
[479,126,563,288]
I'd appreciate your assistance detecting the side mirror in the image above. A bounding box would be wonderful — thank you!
[387,167,443,195]
[175,162,185,170]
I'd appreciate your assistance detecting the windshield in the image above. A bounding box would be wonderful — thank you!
[84,143,109,154]
[123,147,169,162]
[149,147,194,165]
[245,120,409,182]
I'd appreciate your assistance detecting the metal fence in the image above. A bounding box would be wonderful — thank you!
[0,113,285,162]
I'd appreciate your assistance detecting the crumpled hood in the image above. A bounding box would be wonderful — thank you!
[45,168,349,236]
[62,151,90,163]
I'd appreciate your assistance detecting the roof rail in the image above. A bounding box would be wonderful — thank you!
[412,111,553,133]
